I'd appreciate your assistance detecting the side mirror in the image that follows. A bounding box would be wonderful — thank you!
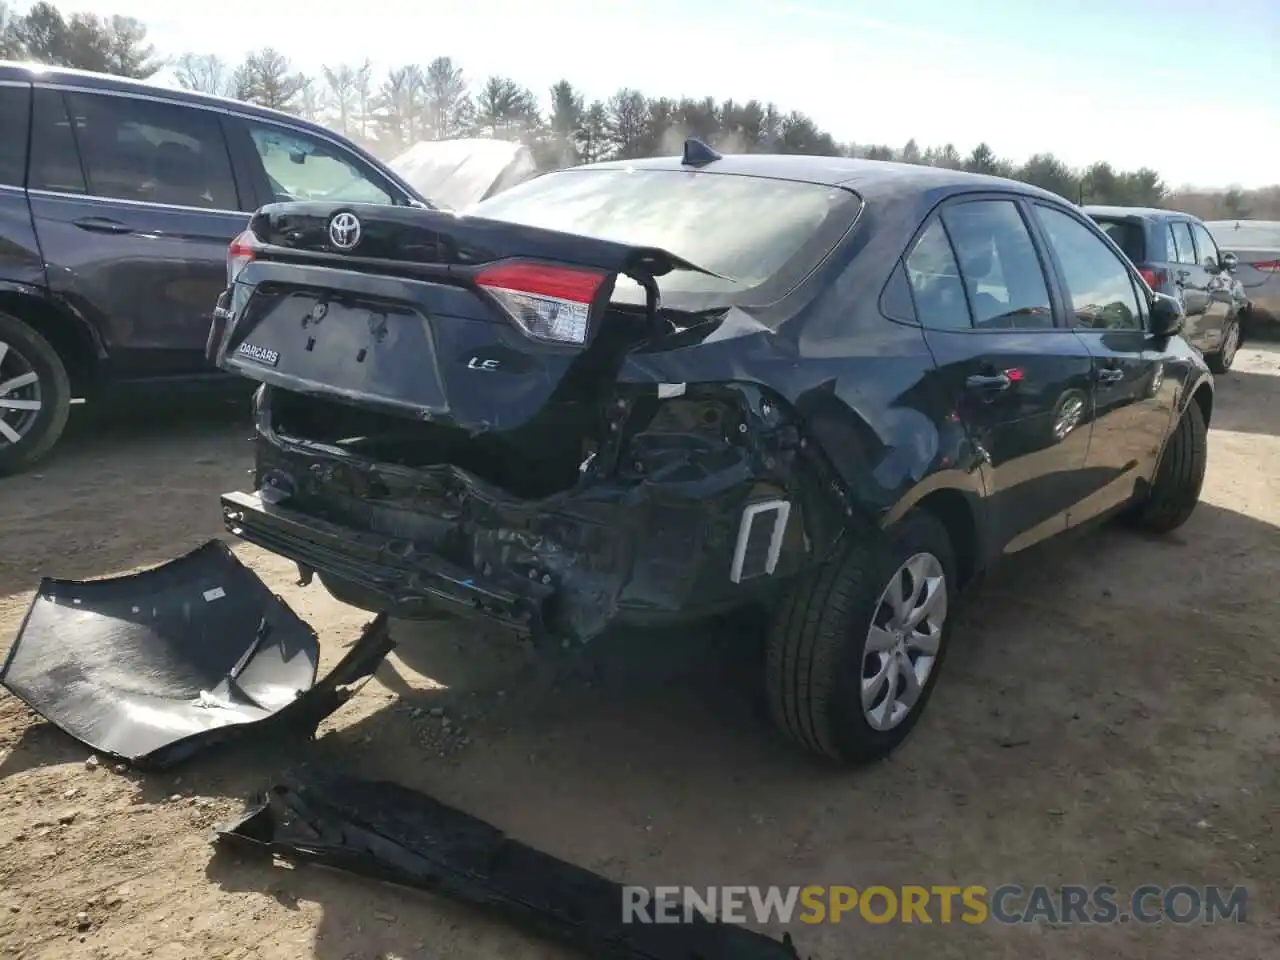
[1220,252,1239,272]
[1149,292,1185,337]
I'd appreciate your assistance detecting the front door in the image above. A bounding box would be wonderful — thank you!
[906,196,1095,556]
[26,87,248,381]
[1030,204,1175,523]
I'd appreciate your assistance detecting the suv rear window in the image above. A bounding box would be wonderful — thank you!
[1090,217,1145,263]
[469,169,863,304]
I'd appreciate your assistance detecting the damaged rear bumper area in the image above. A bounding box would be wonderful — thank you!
[0,540,393,769]
[222,382,838,645]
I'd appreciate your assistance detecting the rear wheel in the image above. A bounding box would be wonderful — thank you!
[766,510,955,764]
[0,313,72,476]
[1206,319,1240,374]
[1129,400,1207,534]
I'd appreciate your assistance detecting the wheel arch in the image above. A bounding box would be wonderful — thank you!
[1187,375,1213,428]
[0,284,105,397]
[883,476,984,589]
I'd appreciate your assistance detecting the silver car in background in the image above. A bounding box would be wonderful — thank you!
[1206,220,1280,335]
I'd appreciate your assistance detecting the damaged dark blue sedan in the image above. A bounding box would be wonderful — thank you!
[207,142,1214,764]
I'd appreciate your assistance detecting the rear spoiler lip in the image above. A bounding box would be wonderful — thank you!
[247,202,734,284]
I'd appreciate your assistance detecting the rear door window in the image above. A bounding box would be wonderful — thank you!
[0,84,30,188]
[29,89,87,194]
[243,120,394,206]
[61,92,239,210]
[1189,222,1220,268]
[1169,221,1197,265]
[904,219,969,329]
[940,199,1054,330]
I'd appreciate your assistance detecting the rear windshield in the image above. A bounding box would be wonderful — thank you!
[1205,220,1280,251]
[468,168,863,305]
[1090,217,1146,262]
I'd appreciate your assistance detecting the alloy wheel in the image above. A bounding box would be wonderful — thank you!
[0,340,43,448]
[861,552,947,732]
[1222,324,1239,368]
[1054,393,1085,441]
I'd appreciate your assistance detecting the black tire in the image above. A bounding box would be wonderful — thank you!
[766,509,956,764]
[1130,400,1207,534]
[1206,318,1240,374]
[0,312,72,477]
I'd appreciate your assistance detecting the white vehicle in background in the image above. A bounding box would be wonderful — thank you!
[387,138,538,210]
[1206,220,1280,337]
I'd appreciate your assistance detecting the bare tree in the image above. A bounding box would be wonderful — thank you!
[605,88,647,159]
[353,59,373,141]
[174,53,233,96]
[296,75,324,122]
[320,63,359,134]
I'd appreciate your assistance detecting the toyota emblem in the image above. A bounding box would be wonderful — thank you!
[328,212,361,251]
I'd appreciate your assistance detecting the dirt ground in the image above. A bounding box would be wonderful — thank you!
[1,348,1278,960]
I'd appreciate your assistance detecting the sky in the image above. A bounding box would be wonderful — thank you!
[34,0,1280,189]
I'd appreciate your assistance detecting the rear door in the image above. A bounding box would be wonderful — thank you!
[1029,203,1174,523]
[908,195,1095,555]
[0,82,43,289]
[26,86,249,380]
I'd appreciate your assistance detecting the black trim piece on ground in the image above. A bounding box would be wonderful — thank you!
[214,772,804,960]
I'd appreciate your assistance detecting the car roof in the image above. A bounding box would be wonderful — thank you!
[0,60,310,129]
[1084,204,1199,222]
[0,59,431,205]
[582,153,1068,205]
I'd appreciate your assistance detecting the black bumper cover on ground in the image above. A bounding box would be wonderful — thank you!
[215,773,802,960]
[0,540,394,769]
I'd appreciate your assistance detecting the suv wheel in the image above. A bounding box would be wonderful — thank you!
[766,509,955,764]
[1129,400,1207,534]
[0,313,72,476]
[1207,319,1240,374]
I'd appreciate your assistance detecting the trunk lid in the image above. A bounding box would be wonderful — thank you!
[212,202,727,435]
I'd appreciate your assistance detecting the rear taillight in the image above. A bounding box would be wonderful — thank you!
[475,262,607,345]
[227,229,260,285]
[1138,267,1168,291]
[1247,259,1280,273]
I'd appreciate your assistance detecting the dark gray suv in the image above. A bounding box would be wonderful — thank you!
[0,62,428,474]
[1083,205,1246,375]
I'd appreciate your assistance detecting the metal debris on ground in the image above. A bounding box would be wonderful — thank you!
[214,772,803,960]
[0,540,395,769]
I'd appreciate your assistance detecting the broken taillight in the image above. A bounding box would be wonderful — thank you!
[227,228,261,286]
[475,262,607,345]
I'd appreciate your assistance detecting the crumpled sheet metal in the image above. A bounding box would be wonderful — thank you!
[215,773,803,960]
[0,539,394,769]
